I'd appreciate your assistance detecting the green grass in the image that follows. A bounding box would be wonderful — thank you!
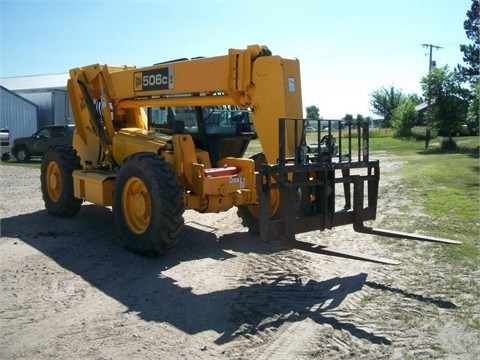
[372,136,479,266]
[369,137,479,251]
[371,135,480,330]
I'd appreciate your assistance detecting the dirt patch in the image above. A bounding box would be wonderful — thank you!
[0,155,478,359]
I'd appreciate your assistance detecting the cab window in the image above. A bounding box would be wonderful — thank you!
[35,128,51,138]
[149,106,199,134]
[203,105,247,135]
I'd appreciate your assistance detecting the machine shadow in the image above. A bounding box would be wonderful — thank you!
[2,205,390,345]
[365,281,457,309]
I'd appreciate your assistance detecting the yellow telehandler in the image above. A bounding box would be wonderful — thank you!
[40,45,460,264]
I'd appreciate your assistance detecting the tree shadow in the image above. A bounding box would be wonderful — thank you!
[417,145,479,158]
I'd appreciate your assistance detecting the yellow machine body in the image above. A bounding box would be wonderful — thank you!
[67,45,302,213]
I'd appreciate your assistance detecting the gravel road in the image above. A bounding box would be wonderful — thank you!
[0,156,478,359]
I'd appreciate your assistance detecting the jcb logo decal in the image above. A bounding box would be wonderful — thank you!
[134,67,174,91]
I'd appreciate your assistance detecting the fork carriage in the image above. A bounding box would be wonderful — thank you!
[257,119,460,264]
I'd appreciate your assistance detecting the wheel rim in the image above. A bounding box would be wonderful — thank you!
[122,177,151,235]
[17,149,26,161]
[45,161,61,202]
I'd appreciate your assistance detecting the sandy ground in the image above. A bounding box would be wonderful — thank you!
[0,155,478,359]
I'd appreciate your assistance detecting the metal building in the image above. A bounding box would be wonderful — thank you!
[0,85,38,139]
[0,73,72,136]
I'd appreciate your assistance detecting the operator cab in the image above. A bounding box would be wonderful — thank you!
[148,105,255,166]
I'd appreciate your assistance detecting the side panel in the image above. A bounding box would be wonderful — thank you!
[250,56,303,164]
[72,170,114,206]
[112,129,166,165]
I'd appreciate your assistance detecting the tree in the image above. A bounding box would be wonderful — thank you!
[369,86,406,127]
[457,0,480,126]
[457,0,480,84]
[406,93,423,105]
[390,93,423,136]
[421,66,469,146]
[305,105,320,127]
[305,105,320,119]
[391,99,418,136]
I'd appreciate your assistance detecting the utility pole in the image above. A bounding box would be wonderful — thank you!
[422,43,443,71]
[421,44,443,148]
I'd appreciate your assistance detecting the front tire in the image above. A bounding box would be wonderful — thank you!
[15,146,30,162]
[113,152,184,256]
[41,145,82,217]
[237,153,281,235]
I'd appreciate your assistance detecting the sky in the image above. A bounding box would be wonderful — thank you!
[0,0,473,119]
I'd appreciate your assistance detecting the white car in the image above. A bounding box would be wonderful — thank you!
[0,128,11,161]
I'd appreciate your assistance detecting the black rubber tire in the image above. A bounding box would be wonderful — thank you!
[113,152,184,256]
[41,145,83,217]
[15,146,30,162]
[237,204,263,235]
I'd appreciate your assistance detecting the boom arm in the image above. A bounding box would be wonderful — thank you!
[68,45,303,166]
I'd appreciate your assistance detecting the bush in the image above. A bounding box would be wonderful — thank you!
[394,128,413,138]
[440,137,458,150]
[393,126,438,141]
[391,99,418,134]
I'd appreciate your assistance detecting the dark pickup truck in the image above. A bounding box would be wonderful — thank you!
[12,124,75,162]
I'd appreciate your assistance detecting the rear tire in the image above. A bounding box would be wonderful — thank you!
[41,145,82,217]
[113,152,184,256]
